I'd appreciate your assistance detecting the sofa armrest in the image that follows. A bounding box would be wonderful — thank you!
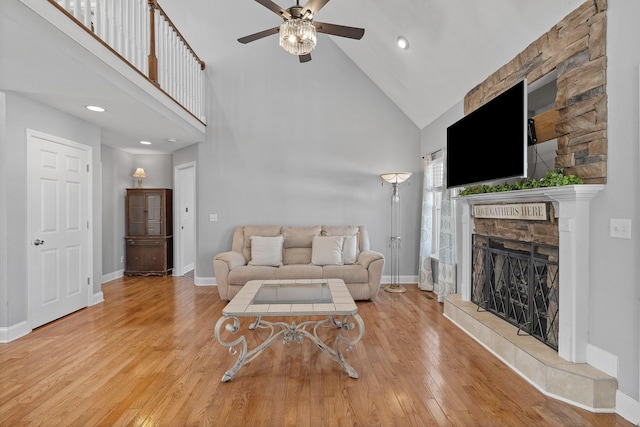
[214,251,247,270]
[357,250,384,269]
[213,251,247,300]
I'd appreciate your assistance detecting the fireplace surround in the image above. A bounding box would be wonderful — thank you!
[456,184,603,363]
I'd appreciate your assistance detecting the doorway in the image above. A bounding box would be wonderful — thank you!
[27,129,92,328]
[174,162,196,277]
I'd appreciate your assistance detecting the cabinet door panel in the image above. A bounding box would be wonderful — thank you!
[128,193,146,236]
[146,193,163,235]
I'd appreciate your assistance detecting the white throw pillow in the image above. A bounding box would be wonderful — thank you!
[342,235,358,264]
[312,236,345,266]
[249,235,284,266]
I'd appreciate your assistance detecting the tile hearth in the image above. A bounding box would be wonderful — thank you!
[444,294,617,411]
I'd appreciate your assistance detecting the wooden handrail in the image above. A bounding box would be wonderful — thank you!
[149,0,206,71]
[48,0,206,124]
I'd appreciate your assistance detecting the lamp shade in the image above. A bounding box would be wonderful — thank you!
[380,172,412,184]
[133,168,147,178]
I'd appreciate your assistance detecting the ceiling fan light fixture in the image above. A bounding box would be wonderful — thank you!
[279,19,316,55]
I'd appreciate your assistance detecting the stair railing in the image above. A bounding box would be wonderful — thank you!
[50,0,206,123]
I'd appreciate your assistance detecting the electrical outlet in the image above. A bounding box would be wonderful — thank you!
[120,255,124,263]
[610,218,631,239]
[209,213,218,222]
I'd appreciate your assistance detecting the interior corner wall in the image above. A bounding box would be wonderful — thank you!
[101,145,135,277]
[0,92,8,329]
[2,91,102,328]
[195,39,421,280]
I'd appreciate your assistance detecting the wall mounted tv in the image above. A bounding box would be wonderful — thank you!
[446,80,528,189]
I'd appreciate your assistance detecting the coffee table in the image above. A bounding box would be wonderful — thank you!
[214,278,364,381]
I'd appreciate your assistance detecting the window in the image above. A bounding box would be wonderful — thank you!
[430,156,444,257]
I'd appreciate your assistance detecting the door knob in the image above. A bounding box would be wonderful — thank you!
[33,239,45,246]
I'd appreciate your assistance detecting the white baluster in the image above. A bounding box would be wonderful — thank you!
[62,0,71,13]
[83,0,91,28]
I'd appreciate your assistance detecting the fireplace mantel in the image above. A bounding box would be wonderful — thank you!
[455,184,604,363]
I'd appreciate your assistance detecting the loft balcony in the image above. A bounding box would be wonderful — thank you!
[1,0,206,153]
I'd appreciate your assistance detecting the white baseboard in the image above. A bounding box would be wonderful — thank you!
[0,321,31,343]
[380,275,419,284]
[102,269,124,284]
[586,343,618,378]
[616,390,640,425]
[91,291,104,305]
[195,276,216,286]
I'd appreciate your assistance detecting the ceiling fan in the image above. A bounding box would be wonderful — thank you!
[238,0,365,63]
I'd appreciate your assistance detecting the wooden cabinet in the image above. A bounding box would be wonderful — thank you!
[125,188,173,276]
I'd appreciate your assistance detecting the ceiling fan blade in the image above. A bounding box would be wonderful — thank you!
[313,22,365,40]
[255,0,291,20]
[301,0,330,17]
[238,27,280,44]
[299,53,312,63]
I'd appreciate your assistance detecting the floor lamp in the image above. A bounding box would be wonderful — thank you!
[380,172,412,293]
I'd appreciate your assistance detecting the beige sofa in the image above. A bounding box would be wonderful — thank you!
[213,225,385,301]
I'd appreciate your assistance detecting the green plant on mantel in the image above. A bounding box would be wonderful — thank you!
[458,169,584,196]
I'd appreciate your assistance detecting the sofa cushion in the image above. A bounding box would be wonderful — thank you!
[275,264,323,280]
[342,234,358,264]
[312,235,345,266]
[322,225,359,237]
[283,247,312,265]
[322,264,369,283]
[249,235,284,266]
[282,226,321,248]
[242,225,282,261]
[228,265,277,285]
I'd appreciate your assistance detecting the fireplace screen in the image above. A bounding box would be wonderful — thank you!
[471,235,559,350]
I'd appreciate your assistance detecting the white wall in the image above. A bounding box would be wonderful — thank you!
[590,0,640,402]
[0,91,102,328]
[195,39,422,281]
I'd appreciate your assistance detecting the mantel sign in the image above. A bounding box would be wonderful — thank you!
[473,203,548,220]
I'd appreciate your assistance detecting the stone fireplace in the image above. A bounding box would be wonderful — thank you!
[457,185,603,362]
[443,185,620,411]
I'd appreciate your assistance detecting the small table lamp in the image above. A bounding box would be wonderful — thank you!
[133,168,147,188]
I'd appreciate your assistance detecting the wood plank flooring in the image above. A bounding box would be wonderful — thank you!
[0,276,632,426]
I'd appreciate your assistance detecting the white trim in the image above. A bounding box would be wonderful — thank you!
[0,321,31,343]
[173,161,197,277]
[616,390,640,425]
[26,129,94,327]
[194,275,216,286]
[586,344,619,379]
[102,269,124,284]
[380,274,419,285]
[91,291,104,306]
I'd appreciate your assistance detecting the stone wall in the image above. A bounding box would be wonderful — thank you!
[473,202,558,247]
[464,0,608,184]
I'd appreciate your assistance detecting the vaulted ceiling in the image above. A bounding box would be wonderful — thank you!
[1,0,585,153]
[161,0,585,129]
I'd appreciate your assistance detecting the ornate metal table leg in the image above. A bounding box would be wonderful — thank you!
[214,315,247,382]
[303,313,365,378]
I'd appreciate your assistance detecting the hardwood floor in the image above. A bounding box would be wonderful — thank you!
[0,276,632,426]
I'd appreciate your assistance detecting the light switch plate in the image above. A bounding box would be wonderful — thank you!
[610,218,631,239]
[209,213,218,222]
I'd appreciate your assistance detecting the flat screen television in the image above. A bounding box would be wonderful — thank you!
[446,80,528,189]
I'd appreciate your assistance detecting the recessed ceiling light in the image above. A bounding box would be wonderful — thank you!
[167,138,177,143]
[140,140,152,145]
[85,105,106,112]
[397,36,409,50]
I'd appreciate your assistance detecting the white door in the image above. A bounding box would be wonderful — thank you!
[27,130,90,329]
[175,162,195,276]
